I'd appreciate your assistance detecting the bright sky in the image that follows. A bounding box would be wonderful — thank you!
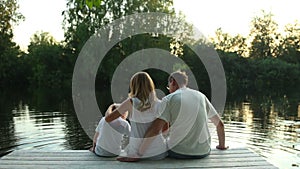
[13,0,66,51]
[13,0,300,51]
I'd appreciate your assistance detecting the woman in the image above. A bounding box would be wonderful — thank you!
[105,72,167,161]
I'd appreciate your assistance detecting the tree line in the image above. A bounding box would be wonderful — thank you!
[0,0,299,93]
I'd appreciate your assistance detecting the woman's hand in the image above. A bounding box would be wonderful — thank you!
[105,104,117,116]
[216,145,229,150]
[117,154,140,162]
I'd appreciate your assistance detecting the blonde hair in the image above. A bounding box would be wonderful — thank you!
[129,72,157,111]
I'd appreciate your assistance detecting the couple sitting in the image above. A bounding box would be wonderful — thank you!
[90,71,228,162]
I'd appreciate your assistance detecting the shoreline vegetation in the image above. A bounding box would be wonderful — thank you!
[1,1,299,93]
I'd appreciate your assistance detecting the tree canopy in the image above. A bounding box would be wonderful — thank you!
[0,0,24,86]
[0,1,299,92]
[63,0,175,54]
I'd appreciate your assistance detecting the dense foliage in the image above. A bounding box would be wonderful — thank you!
[0,0,25,86]
[210,11,300,92]
[0,1,299,94]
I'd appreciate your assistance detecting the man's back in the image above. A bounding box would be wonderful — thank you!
[159,88,215,156]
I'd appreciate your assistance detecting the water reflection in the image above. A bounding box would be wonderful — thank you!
[0,90,16,156]
[223,92,300,169]
[63,111,91,150]
[0,88,91,156]
[298,104,300,118]
[11,101,66,150]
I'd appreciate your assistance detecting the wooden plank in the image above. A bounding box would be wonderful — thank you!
[0,160,274,167]
[1,156,265,162]
[5,147,252,155]
[0,161,273,169]
[0,148,278,169]
[0,165,279,169]
[2,149,255,157]
[1,153,260,160]
[1,153,260,159]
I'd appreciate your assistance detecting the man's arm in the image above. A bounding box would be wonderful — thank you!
[138,118,167,156]
[209,115,228,150]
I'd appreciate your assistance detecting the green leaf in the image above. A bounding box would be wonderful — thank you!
[86,0,93,9]
[94,0,102,7]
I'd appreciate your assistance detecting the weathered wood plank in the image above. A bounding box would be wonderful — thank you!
[1,156,264,162]
[0,160,274,167]
[1,152,261,161]
[0,148,278,169]
[2,149,255,157]
[0,165,279,169]
[4,147,251,155]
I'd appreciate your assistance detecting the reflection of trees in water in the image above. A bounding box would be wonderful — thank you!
[1,86,299,153]
[0,89,26,156]
[224,89,300,147]
[32,88,93,150]
[64,110,92,150]
[298,105,300,119]
[226,89,300,121]
[60,96,93,150]
[27,89,69,126]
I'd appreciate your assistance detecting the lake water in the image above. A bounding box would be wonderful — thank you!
[0,88,299,169]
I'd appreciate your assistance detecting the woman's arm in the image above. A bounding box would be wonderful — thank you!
[105,98,132,122]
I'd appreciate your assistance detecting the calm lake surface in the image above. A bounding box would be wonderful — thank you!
[0,88,299,169]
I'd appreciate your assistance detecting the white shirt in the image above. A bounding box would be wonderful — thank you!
[158,87,218,155]
[124,98,167,158]
[95,117,131,156]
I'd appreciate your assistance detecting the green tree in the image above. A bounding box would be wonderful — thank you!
[63,0,185,90]
[251,57,300,89]
[211,28,247,57]
[0,0,25,86]
[279,22,300,63]
[27,32,69,88]
[248,11,280,58]
[0,0,24,48]
[63,0,175,54]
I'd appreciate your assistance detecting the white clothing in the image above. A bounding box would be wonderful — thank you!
[124,98,167,159]
[158,87,218,156]
[95,117,131,156]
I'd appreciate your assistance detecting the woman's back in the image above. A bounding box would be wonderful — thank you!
[125,98,167,159]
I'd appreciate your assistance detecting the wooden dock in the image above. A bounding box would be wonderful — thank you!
[0,148,278,169]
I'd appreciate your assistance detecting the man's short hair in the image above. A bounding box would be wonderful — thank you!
[169,71,188,87]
